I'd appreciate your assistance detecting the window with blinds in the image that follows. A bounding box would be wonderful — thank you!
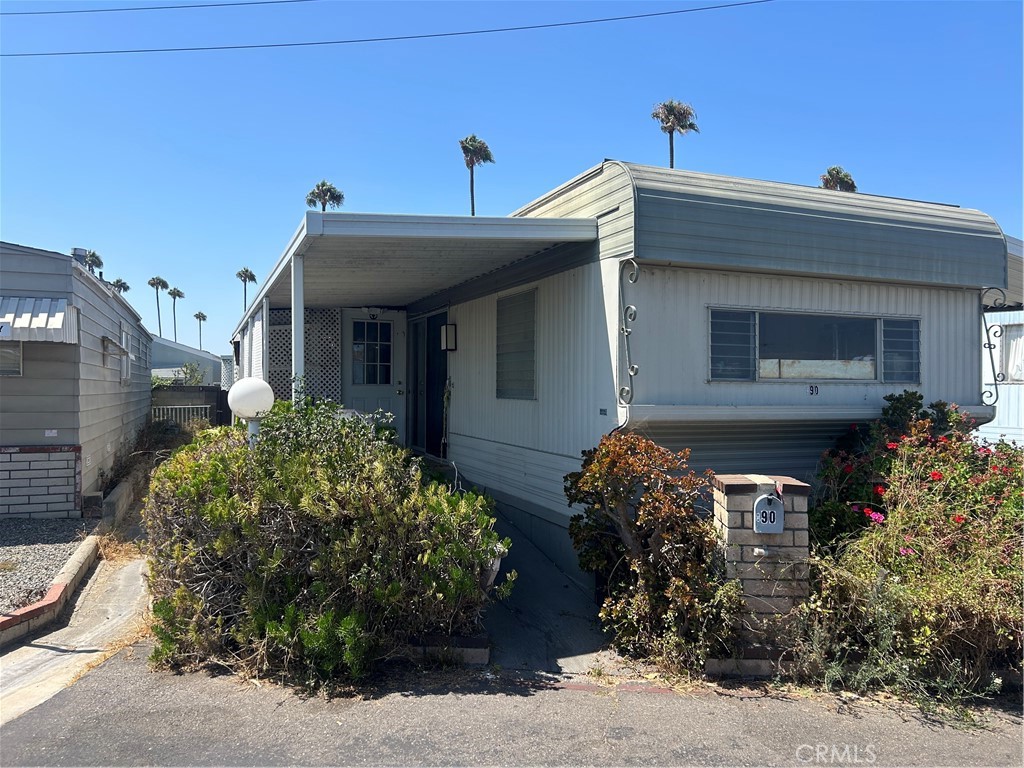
[710,309,921,383]
[496,290,536,400]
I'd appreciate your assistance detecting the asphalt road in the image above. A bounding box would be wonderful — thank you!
[2,641,1021,767]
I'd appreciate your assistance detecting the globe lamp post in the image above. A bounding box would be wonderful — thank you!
[228,377,275,444]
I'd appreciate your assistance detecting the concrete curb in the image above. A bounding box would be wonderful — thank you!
[0,534,100,649]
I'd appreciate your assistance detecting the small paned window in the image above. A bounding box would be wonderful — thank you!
[0,342,22,376]
[496,290,536,399]
[352,320,392,385]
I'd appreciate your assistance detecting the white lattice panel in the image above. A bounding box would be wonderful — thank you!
[265,308,342,402]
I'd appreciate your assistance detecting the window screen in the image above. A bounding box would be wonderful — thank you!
[710,310,755,380]
[0,342,22,376]
[497,290,536,399]
[882,319,921,383]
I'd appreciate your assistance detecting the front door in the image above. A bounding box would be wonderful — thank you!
[409,312,448,457]
[342,310,407,445]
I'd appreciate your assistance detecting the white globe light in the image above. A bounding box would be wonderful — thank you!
[228,377,275,420]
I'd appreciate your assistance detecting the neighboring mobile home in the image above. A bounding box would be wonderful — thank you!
[150,337,224,386]
[0,242,152,518]
[233,162,1007,574]
[978,235,1023,443]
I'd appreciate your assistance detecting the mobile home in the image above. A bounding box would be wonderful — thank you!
[233,162,1007,572]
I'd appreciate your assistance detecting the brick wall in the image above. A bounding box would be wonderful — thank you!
[0,446,82,519]
[712,473,810,640]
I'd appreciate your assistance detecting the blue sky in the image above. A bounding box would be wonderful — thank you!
[2,0,1021,354]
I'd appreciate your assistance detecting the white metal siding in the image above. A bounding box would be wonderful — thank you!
[239,326,249,378]
[250,309,265,380]
[447,263,617,520]
[978,309,1024,443]
[514,161,635,262]
[625,266,982,410]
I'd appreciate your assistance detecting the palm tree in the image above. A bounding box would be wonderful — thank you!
[459,134,494,216]
[84,250,103,275]
[168,287,185,342]
[194,311,207,350]
[110,278,130,294]
[305,180,344,212]
[236,267,256,310]
[651,100,700,169]
[820,166,857,192]
[147,277,169,336]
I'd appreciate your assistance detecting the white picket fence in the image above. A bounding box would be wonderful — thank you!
[152,405,211,425]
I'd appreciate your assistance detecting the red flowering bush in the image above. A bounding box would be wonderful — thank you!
[811,391,960,546]
[790,400,1023,706]
[565,432,741,670]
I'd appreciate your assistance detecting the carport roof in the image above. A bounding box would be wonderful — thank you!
[233,211,597,337]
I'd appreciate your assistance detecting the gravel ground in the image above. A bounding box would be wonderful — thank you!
[0,518,98,614]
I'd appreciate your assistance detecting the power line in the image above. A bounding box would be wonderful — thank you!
[1,0,776,58]
[1,0,318,16]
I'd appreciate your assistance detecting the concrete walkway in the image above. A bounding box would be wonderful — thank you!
[0,557,148,725]
[483,518,616,676]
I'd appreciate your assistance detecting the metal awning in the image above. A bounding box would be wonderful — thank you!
[234,212,598,336]
[0,296,78,343]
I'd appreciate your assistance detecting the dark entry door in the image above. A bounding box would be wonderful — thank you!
[409,312,448,457]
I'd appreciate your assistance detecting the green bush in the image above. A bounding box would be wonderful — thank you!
[790,405,1022,704]
[565,432,741,671]
[144,399,514,685]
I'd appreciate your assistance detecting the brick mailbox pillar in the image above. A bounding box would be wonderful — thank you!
[709,473,811,676]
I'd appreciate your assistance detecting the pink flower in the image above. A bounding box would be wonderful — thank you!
[978,446,993,456]
[951,514,965,524]
[886,441,899,450]
[874,485,886,497]
[903,534,914,543]
[899,547,915,556]
[929,471,944,481]
[851,504,860,513]
[864,507,885,525]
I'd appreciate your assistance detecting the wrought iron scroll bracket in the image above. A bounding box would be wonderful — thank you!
[981,287,1006,406]
[618,258,640,405]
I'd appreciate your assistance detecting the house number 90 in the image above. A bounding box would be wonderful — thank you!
[808,385,819,396]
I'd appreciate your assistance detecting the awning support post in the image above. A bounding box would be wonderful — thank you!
[291,253,305,401]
